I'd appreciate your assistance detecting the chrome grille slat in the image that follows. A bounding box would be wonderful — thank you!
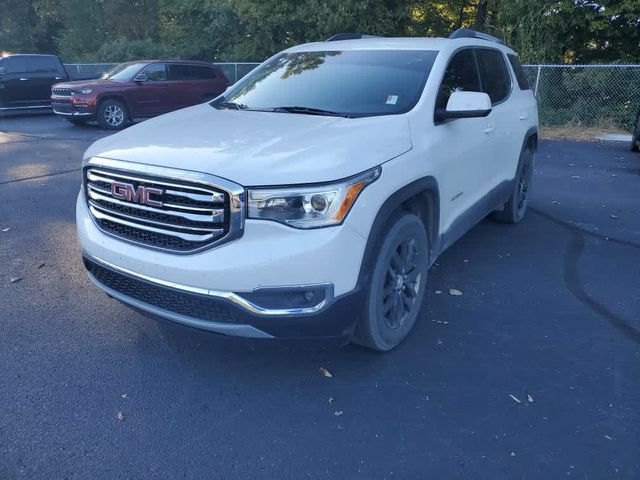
[88,200,223,233]
[87,170,226,203]
[89,207,219,242]
[52,87,72,97]
[87,187,224,223]
[84,163,242,253]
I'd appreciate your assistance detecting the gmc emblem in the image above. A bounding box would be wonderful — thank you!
[111,181,163,207]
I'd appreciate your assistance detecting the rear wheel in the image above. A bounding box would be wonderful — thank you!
[352,213,429,351]
[97,99,128,130]
[631,114,640,152]
[492,148,533,224]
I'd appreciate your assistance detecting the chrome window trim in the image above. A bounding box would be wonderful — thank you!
[84,156,245,254]
[85,253,334,317]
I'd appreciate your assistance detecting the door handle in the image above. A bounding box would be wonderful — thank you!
[55,76,64,80]
[484,124,496,134]
[519,112,528,120]
[19,78,29,81]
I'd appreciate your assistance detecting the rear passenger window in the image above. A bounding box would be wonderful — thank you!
[168,64,194,81]
[27,56,59,73]
[436,49,481,111]
[507,54,530,90]
[476,49,511,105]
[6,57,28,74]
[193,66,215,79]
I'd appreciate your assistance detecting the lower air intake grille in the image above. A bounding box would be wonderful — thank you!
[86,258,244,324]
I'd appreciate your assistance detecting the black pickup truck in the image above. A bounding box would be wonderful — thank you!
[0,54,98,112]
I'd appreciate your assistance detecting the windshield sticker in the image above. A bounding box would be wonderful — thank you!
[386,95,399,105]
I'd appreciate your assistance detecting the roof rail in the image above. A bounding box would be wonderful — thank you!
[449,28,505,45]
[325,33,379,42]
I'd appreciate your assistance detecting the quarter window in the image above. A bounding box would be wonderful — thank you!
[476,49,511,104]
[435,49,481,111]
[507,54,530,90]
[192,65,215,79]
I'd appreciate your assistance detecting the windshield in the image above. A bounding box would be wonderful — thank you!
[102,62,147,82]
[214,49,438,117]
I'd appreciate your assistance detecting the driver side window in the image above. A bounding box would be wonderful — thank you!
[435,49,481,111]
[143,63,167,81]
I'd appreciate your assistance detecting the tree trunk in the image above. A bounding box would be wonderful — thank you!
[474,0,489,29]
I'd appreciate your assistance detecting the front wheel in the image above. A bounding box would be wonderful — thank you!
[97,99,128,130]
[352,213,429,351]
[492,148,533,224]
[631,114,640,152]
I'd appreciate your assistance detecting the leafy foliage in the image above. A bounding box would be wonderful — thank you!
[0,0,638,63]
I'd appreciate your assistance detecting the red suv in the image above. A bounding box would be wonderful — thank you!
[51,60,229,129]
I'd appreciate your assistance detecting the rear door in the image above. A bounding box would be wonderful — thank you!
[1,57,31,107]
[26,56,65,104]
[474,48,516,185]
[166,64,198,109]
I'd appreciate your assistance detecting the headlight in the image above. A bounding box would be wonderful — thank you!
[247,167,381,228]
[73,88,93,95]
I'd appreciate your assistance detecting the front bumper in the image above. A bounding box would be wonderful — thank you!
[51,97,96,118]
[83,254,362,341]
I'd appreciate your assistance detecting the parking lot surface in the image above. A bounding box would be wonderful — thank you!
[1,114,639,479]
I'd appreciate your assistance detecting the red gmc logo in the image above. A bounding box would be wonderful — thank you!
[111,181,163,207]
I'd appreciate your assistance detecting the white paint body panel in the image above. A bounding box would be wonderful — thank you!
[77,36,538,298]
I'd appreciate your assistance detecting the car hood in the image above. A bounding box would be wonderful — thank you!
[53,79,124,89]
[84,104,412,185]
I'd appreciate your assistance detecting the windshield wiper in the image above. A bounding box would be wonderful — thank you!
[215,101,249,110]
[272,106,349,118]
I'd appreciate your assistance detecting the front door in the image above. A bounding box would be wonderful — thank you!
[432,48,493,235]
[128,63,169,118]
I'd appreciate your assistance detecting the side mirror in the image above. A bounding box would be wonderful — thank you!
[134,73,149,83]
[435,91,492,123]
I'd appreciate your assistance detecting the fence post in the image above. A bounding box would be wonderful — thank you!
[534,65,542,97]
[234,63,238,83]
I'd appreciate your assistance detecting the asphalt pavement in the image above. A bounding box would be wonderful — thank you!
[1,114,639,479]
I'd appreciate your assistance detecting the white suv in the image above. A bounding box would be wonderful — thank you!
[77,30,538,351]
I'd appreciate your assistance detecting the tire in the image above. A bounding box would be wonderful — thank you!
[631,114,640,152]
[352,213,429,351]
[97,99,128,130]
[492,148,533,224]
[65,117,87,126]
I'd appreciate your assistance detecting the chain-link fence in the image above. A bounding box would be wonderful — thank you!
[65,62,640,132]
[523,65,640,132]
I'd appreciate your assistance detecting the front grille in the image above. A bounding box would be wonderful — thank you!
[86,259,244,323]
[52,87,72,97]
[85,167,233,252]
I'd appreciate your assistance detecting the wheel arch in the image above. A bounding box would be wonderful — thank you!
[357,177,440,289]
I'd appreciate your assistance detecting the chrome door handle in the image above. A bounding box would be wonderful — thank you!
[519,112,528,120]
[19,78,29,81]
[484,125,496,134]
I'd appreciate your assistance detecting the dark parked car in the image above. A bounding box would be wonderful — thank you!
[51,60,230,129]
[0,54,69,111]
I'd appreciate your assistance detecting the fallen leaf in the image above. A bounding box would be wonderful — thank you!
[319,367,333,378]
[434,290,442,295]
[121,393,128,399]
[571,175,580,179]
[604,434,613,441]
[116,411,125,421]
[328,397,334,404]
[610,214,619,220]
[37,263,46,269]
[1,227,10,232]
[552,200,559,205]
[510,452,516,457]
[527,394,534,403]
[509,394,522,404]
[448,288,463,296]
[334,410,344,416]
[10,277,21,284]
